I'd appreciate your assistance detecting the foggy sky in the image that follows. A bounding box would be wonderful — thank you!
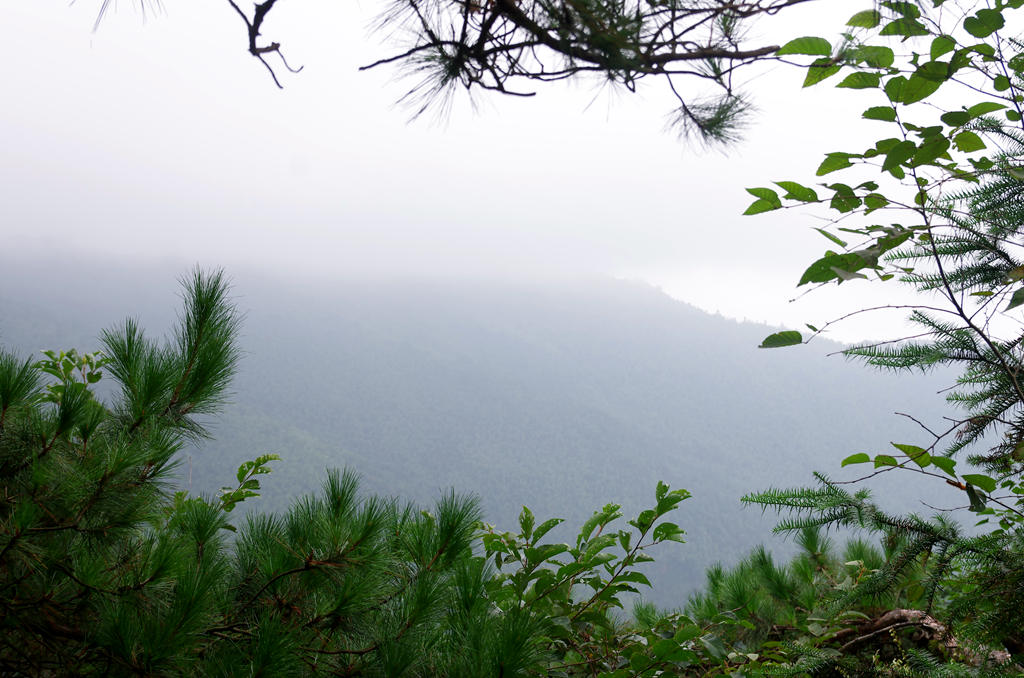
[1,1,922,341]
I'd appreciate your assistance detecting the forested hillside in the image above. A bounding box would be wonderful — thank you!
[0,256,949,603]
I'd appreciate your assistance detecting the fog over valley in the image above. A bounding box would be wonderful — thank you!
[0,256,953,603]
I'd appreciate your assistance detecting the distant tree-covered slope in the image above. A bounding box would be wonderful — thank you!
[0,257,949,603]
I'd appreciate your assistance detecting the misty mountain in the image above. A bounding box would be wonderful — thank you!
[0,259,954,605]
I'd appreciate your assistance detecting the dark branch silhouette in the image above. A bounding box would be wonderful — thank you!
[224,0,303,88]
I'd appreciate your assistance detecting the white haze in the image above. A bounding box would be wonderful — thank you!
[0,1,926,342]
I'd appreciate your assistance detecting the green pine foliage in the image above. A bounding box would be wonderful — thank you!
[1,269,713,675]
[740,0,1024,673]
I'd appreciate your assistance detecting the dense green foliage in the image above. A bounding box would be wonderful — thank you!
[12,0,1024,674]
[0,271,709,675]
[741,0,1024,672]
[0,266,945,605]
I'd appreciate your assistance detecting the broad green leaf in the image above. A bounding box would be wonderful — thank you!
[618,571,653,587]
[855,45,895,68]
[799,251,875,285]
[841,453,871,466]
[963,9,1005,38]
[533,517,563,542]
[744,199,781,215]
[817,152,856,175]
[864,193,889,209]
[700,635,728,660]
[892,442,930,467]
[759,331,802,348]
[746,187,781,203]
[653,521,686,543]
[556,561,589,579]
[963,473,997,493]
[525,543,568,565]
[885,74,942,104]
[803,58,841,87]
[743,187,782,214]
[776,36,832,56]
[930,35,956,60]
[879,18,929,37]
[838,72,881,89]
[775,181,818,202]
[1006,287,1024,311]
[954,130,986,152]
[831,266,868,281]
[931,456,957,477]
[882,2,920,19]
[863,106,897,121]
[940,110,971,126]
[915,60,951,82]
[912,136,950,165]
[967,101,1006,118]
[847,10,881,28]
[874,454,898,467]
[674,624,703,643]
[882,140,918,173]
[519,505,535,539]
[966,483,987,512]
[651,638,680,660]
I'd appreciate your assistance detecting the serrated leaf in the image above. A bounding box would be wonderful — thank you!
[519,505,535,540]
[803,58,841,87]
[817,152,855,175]
[743,187,782,215]
[777,36,832,56]
[838,72,881,89]
[743,198,780,215]
[848,10,881,28]
[759,331,802,348]
[746,187,781,203]
[775,181,818,202]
